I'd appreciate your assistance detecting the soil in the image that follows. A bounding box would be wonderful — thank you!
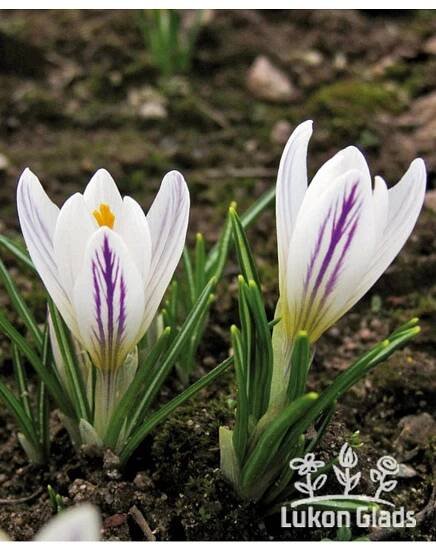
[0,9,435,541]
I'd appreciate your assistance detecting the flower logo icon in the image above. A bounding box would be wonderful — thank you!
[290,453,327,498]
[370,456,399,499]
[338,443,358,469]
[290,453,325,476]
[333,443,361,496]
[289,444,400,508]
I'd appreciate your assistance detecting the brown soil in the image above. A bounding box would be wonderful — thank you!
[0,9,434,541]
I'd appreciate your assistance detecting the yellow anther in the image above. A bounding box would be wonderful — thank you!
[93,203,115,229]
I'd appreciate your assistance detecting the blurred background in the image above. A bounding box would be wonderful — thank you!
[0,10,435,237]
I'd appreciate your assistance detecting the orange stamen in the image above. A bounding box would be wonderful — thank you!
[93,203,115,229]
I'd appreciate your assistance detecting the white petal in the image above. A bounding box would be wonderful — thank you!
[285,168,376,342]
[373,175,389,240]
[143,170,190,331]
[276,120,312,294]
[303,145,372,209]
[73,228,146,371]
[350,158,426,307]
[116,196,152,283]
[83,168,123,217]
[53,193,96,299]
[35,504,101,541]
[17,168,77,332]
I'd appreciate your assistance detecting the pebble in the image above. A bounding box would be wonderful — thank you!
[397,412,436,448]
[127,86,168,120]
[424,190,436,213]
[133,472,153,491]
[397,463,418,478]
[0,153,10,171]
[270,120,292,145]
[423,35,436,55]
[103,448,120,470]
[333,52,347,70]
[246,56,297,103]
[103,513,127,529]
[301,49,323,66]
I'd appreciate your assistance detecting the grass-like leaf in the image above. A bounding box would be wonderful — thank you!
[0,309,73,417]
[0,257,43,350]
[241,392,319,494]
[284,325,420,451]
[119,355,233,465]
[12,343,32,418]
[0,378,39,451]
[123,277,217,438]
[231,325,249,464]
[48,300,90,421]
[0,235,35,272]
[229,207,260,288]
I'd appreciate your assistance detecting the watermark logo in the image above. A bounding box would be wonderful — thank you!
[281,443,416,529]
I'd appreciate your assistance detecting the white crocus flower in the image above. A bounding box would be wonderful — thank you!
[270,120,426,406]
[0,504,101,541]
[276,120,426,342]
[17,168,189,374]
[35,504,101,541]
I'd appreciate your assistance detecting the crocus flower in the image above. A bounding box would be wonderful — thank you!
[276,120,426,344]
[35,504,101,541]
[0,504,101,541]
[17,168,189,372]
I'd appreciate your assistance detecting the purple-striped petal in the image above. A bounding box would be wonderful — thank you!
[285,169,376,341]
[344,158,426,313]
[73,228,145,371]
[302,145,372,210]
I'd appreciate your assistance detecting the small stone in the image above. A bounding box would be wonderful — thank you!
[104,513,127,529]
[423,35,436,55]
[69,479,97,502]
[328,327,341,339]
[424,190,436,213]
[0,153,10,171]
[397,412,436,449]
[202,356,214,367]
[246,56,297,103]
[301,49,323,66]
[359,328,373,342]
[138,102,167,120]
[399,92,436,166]
[103,448,120,470]
[127,86,168,120]
[397,463,418,478]
[133,472,153,491]
[270,120,292,145]
[333,52,347,70]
